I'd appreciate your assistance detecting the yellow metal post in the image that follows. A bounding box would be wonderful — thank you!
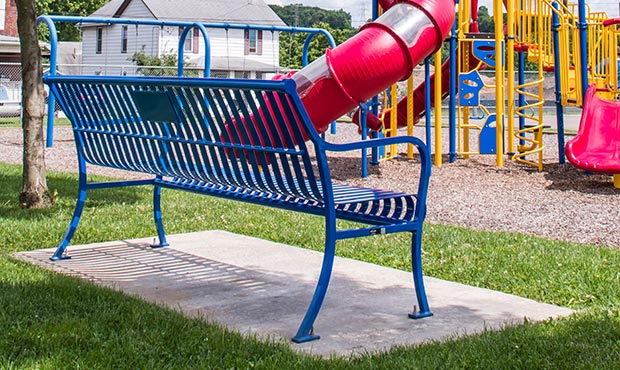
[506,0,515,154]
[614,174,620,189]
[434,51,443,166]
[389,83,398,157]
[494,0,504,167]
[407,74,414,158]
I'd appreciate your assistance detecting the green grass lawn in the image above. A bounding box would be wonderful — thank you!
[1,162,620,369]
[0,117,71,128]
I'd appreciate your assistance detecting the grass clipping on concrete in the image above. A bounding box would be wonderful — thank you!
[1,162,620,369]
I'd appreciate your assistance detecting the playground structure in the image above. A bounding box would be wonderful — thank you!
[362,0,620,185]
[287,0,452,134]
[40,0,620,186]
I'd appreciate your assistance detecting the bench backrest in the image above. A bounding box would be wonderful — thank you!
[44,75,326,202]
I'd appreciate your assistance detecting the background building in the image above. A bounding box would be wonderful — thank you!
[80,0,286,78]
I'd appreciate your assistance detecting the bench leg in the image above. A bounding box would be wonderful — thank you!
[50,180,87,261]
[291,227,337,343]
[408,230,433,319]
[151,184,169,248]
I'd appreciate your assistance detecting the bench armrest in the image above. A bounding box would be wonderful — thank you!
[320,135,431,219]
[321,135,428,155]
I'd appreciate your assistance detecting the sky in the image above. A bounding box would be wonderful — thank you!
[265,0,620,27]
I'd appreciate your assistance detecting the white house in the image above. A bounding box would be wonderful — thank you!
[81,0,286,78]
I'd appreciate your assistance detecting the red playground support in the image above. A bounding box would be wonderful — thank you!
[565,85,620,188]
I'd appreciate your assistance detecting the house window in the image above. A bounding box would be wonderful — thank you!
[193,29,199,53]
[179,27,199,53]
[244,29,263,55]
[121,26,128,54]
[96,27,103,54]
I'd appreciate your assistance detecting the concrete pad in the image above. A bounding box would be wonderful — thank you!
[15,231,573,357]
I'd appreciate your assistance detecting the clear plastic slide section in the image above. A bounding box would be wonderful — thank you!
[286,0,455,134]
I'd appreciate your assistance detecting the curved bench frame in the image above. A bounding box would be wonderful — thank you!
[44,75,433,343]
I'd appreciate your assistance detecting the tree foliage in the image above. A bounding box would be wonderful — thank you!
[270,5,357,70]
[279,22,356,69]
[36,0,107,41]
[270,4,352,29]
[476,6,494,33]
[129,47,198,77]
[271,3,356,69]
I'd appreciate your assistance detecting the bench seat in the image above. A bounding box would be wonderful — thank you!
[159,176,418,225]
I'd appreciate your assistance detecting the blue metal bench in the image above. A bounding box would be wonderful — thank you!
[43,75,433,343]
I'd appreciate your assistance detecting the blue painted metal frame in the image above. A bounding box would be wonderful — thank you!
[36,16,60,147]
[44,74,433,343]
[577,0,589,98]
[177,23,211,77]
[449,0,458,163]
[518,52,526,147]
[551,2,566,164]
[358,103,369,178]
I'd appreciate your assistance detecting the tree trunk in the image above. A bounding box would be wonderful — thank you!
[15,0,50,208]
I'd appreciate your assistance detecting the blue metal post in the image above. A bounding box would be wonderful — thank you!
[36,16,59,147]
[552,2,566,164]
[371,0,381,166]
[449,0,458,163]
[577,0,589,97]
[518,53,526,147]
[301,32,336,66]
[360,103,368,178]
[178,23,211,77]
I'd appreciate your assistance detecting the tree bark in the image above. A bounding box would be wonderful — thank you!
[15,0,50,208]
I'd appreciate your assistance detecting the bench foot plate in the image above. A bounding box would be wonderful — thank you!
[291,334,320,343]
[408,311,433,320]
[150,242,170,249]
[49,255,72,262]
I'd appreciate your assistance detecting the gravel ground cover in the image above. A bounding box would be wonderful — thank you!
[1,124,618,248]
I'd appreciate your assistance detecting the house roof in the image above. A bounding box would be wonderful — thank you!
[90,0,127,17]
[91,0,285,26]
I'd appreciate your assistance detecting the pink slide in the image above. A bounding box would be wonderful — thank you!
[285,0,455,135]
[565,85,620,174]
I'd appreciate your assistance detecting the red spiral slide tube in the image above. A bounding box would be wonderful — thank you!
[288,0,455,134]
